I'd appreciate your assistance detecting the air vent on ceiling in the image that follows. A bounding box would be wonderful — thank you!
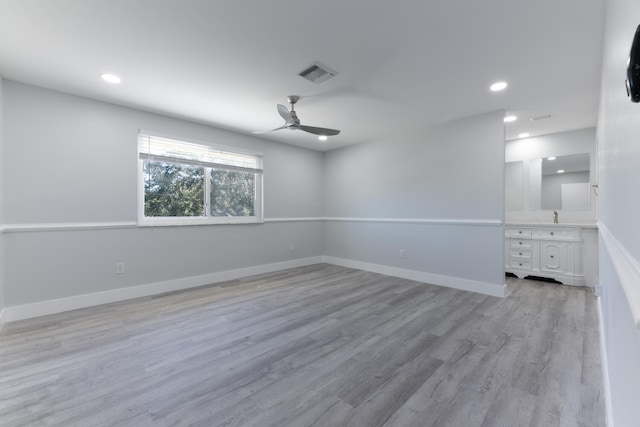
[531,114,552,121]
[298,62,338,84]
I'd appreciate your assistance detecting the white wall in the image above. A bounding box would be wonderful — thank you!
[2,81,325,311]
[505,161,524,211]
[323,111,506,297]
[505,127,597,223]
[597,0,640,425]
[541,171,589,210]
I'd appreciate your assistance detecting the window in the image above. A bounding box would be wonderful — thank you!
[138,132,263,225]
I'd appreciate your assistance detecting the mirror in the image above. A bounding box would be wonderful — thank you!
[530,153,590,211]
[505,161,524,211]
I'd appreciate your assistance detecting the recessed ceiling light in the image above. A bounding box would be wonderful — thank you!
[490,81,508,92]
[503,115,517,123]
[547,156,556,160]
[100,73,121,84]
[557,169,565,174]
[318,135,328,141]
[518,133,530,138]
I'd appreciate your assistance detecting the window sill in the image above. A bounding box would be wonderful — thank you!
[138,217,263,227]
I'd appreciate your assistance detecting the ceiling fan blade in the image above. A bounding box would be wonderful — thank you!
[252,124,289,134]
[277,104,295,125]
[298,125,341,136]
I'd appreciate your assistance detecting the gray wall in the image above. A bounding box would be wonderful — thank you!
[597,0,640,424]
[2,81,324,306]
[0,76,5,320]
[323,111,505,292]
[1,81,506,311]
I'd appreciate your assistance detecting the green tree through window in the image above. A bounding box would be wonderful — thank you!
[144,161,205,217]
[138,132,263,224]
[210,169,255,216]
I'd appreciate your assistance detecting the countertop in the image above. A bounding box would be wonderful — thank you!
[505,222,598,229]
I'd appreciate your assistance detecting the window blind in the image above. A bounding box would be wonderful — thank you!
[138,133,263,174]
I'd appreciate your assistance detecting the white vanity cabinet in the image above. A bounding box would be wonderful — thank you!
[505,226,585,286]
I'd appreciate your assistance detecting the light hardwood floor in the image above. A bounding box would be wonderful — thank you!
[0,264,604,426]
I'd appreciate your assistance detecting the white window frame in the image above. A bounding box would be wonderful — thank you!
[137,131,263,226]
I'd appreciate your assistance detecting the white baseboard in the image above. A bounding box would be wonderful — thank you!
[4,254,505,323]
[4,256,324,323]
[596,296,614,427]
[322,256,506,298]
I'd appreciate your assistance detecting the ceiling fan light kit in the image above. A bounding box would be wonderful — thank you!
[253,95,341,137]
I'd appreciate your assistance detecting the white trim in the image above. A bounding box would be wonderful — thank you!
[597,296,614,427]
[598,221,640,329]
[0,217,501,232]
[323,217,503,226]
[0,308,5,331]
[4,256,324,322]
[322,256,506,298]
[2,221,138,233]
[264,217,324,223]
[137,216,263,227]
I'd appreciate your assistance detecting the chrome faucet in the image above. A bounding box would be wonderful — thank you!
[553,210,558,224]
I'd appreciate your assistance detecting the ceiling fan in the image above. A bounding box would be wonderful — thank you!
[253,95,340,136]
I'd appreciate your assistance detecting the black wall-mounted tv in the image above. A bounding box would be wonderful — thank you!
[626,24,640,102]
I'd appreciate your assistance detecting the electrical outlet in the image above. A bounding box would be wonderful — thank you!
[289,243,295,252]
[116,262,125,274]
[399,249,406,258]
[593,283,603,297]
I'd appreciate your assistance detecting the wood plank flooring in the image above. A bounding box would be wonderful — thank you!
[0,264,604,426]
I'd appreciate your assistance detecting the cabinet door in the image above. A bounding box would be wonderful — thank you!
[540,241,568,273]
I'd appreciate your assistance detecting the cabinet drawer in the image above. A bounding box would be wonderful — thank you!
[510,249,531,259]
[506,228,532,238]
[510,239,532,248]
[533,228,579,240]
[511,259,532,270]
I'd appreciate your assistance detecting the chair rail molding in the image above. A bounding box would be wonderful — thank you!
[598,220,640,329]
[2,217,503,232]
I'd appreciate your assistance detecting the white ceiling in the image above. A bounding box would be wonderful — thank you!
[542,153,590,175]
[0,0,606,151]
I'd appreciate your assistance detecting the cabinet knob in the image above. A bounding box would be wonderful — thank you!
[550,255,555,258]
[519,252,522,255]
[519,231,522,234]
[519,242,522,245]
[550,232,554,235]
[519,263,523,266]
